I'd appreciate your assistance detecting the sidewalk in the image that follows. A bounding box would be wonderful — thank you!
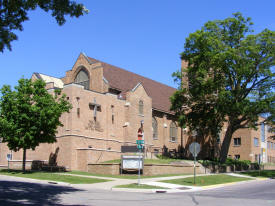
[0,172,265,193]
[55,172,260,193]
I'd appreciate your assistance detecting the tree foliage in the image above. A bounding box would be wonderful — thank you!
[0,78,71,171]
[171,13,275,162]
[0,0,88,52]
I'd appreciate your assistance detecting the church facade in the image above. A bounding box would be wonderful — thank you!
[0,53,274,171]
[0,53,184,171]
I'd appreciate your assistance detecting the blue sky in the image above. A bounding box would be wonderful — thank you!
[0,0,274,89]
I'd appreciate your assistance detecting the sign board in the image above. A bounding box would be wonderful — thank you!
[189,142,200,157]
[6,154,12,161]
[121,155,143,170]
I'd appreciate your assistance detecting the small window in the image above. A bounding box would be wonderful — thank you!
[234,155,240,160]
[139,100,144,115]
[233,137,241,146]
[170,122,177,142]
[254,137,259,147]
[77,108,80,118]
[152,117,158,140]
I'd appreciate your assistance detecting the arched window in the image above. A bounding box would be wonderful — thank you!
[170,122,177,142]
[139,100,144,115]
[152,117,158,140]
[75,69,90,90]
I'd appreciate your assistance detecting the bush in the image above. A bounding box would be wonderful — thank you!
[201,158,255,171]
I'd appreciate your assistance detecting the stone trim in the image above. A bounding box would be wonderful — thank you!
[76,148,121,153]
[57,134,154,146]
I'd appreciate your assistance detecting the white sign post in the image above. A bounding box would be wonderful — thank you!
[189,142,200,185]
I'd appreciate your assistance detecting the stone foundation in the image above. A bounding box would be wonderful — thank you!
[87,163,202,176]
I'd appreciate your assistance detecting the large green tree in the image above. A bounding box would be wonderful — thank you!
[171,13,275,163]
[0,78,71,172]
[0,0,88,52]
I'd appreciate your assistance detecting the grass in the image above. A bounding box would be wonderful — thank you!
[67,170,189,179]
[103,158,184,165]
[161,174,252,186]
[115,183,168,189]
[241,170,275,178]
[0,169,110,184]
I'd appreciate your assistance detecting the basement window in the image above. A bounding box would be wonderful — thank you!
[234,155,240,160]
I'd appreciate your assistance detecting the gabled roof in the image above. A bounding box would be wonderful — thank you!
[88,57,176,114]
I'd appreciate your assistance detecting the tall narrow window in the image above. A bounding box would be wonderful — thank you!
[74,69,90,90]
[261,123,265,142]
[76,97,80,118]
[170,122,177,142]
[111,105,114,124]
[254,137,259,147]
[152,117,158,140]
[139,100,144,115]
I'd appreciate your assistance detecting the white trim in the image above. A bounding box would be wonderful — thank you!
[81,52,93,64]
[63,83,84,89]
[131,82,142,92]
[102,76,109,84]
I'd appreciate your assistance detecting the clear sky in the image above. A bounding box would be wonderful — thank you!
[0,0,274,89]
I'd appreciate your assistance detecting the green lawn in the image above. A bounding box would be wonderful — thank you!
[241,170,275,178]
[161,174,252,186]
[67,170,189,179]
[0,169,110,184]
[115,183,168,189]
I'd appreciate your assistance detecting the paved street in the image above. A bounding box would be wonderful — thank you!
[0,175,275,206]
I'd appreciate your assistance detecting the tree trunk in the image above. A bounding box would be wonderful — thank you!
[220,124,234,163]
[22,148,26,173]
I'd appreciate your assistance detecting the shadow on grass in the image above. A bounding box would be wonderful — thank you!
[0,179,85,205]
[0,169,62,174]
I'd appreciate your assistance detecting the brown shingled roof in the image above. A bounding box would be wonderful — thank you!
[88,57,176,114]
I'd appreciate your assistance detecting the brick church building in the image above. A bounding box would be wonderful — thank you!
[0,53,274,171]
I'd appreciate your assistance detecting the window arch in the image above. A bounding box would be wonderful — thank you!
[170,122,177,142]
[139,100,144,115]
[152,117,158,140]
[74,68,90,90]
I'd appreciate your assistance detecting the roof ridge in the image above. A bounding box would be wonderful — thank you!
[88,56,176,90]
[37,72,62,80]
